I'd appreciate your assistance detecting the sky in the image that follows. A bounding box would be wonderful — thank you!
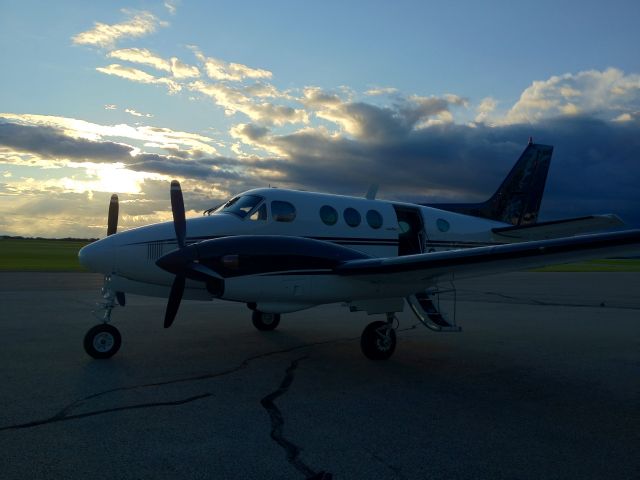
[1,0,639,238]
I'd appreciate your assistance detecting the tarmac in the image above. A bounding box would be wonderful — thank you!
[0,271,638,479]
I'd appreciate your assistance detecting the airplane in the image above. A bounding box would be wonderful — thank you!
[78,140,640,361]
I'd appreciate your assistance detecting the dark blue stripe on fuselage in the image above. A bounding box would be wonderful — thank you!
[127,235,399,248]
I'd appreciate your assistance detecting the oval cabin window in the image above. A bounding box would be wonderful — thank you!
[344,208,361,227]
[366,210,383,229]
[320,205,338,226]
[436,218,450,232]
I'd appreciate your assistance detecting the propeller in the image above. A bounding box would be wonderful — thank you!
[106,193,126,306]
[157,180,225,328]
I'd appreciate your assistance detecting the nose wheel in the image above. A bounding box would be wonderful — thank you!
[360,319,397,360]
[84,324,122,359]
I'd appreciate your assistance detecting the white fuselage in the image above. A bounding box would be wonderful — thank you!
[79,188,507,312]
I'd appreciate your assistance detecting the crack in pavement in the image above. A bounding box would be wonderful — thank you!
[0,320,423,434]
[0,336,359,433]
[369,450,409,480]
[260,356,332,480]
[0,394,211,432]
[457,289,640,310]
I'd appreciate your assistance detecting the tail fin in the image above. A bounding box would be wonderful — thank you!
[425,140,553,226]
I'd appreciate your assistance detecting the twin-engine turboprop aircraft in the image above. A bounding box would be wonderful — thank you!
[78,141,640,360]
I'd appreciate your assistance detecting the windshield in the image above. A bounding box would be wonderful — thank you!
[214,195,264,218]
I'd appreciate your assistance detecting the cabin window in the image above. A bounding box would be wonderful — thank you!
[436,218,450,232]
[344,207,361,227]
[272,201,296,222]
[320,205,338,226]
[216,195,264,219]
[249,203,267,221]
[398,221,411,233]
[366,210,383,229]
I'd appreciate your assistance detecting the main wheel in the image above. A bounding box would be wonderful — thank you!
[360,321,396,360]
[84,324,122,359]
[252,311,281,331]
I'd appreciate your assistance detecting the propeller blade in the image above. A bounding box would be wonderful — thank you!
[170,180,186,249]
[164,274,185,328]
[107,194,119,236]
[189,263,224,280]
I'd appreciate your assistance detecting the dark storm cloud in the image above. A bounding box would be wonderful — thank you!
[2,112,638,227]
[127,153,243,181]
[0,122,133,161]
[259,115,640,226]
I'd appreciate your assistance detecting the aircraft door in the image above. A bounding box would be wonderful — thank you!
[393,205,426,256]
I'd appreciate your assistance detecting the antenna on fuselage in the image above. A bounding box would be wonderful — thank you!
[365,184,379,200]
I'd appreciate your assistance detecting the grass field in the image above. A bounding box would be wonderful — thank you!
[0,238,93,272]
[1,237,639,272]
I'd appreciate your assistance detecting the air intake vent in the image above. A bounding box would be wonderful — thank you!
[147,241,164,260]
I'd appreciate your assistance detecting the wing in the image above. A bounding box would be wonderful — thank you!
[336,229,640,285]
[491,214,624,242]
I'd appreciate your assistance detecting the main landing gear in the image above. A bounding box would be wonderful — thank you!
[83,277,123,359]
[360,314,398,361]
[252,310,281,331]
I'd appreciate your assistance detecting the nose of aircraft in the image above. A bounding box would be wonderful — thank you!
[78,238,116,273]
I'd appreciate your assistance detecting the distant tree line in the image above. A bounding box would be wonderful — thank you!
[0,235,98,242]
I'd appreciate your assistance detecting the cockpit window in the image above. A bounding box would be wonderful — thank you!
[249,203,267,221]
[215,195,264,219]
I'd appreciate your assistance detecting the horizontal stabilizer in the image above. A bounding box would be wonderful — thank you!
[492,215,624,242]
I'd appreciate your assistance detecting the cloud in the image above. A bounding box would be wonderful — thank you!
[3,68,640,237]
[0,122,133,162]
[190,47,272,81]
[3,112,639,235]
[475,97,498,123]
[108,48,171,72]
[108,48,200,79]
[170,57,200,79]
[505,68,640,124]
[365,87,399,96]
[190,81,308,126]
[96,64,182,93]
[310,94,463,141]
[302,87,345,108]
[72,10,168,48]
[164,0,179,15]
[125,109,153,118]
[0,113,219,156]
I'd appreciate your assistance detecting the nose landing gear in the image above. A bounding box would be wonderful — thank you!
[83,276,122,359]
[84,323,121,359]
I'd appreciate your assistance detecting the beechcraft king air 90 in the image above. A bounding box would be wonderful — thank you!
[78,140,640,360]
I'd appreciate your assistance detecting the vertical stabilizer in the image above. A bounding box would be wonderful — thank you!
[424,141,553,226]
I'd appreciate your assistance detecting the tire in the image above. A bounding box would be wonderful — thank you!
[84,324,122,359]
[252,311,281,331]
[360,320,396,360]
